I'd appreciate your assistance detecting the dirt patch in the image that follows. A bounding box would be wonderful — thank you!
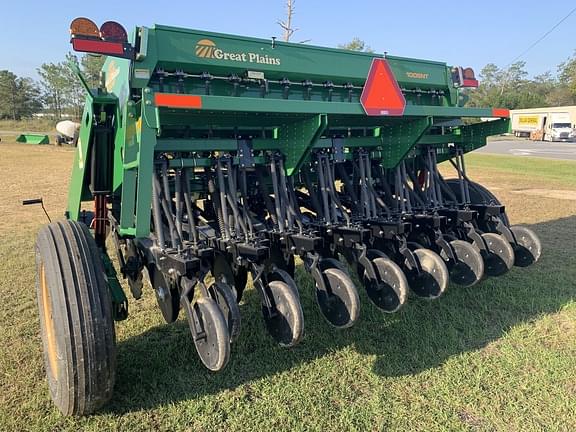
[510,189,576,201]
[458,411,487,431]
[0,144,74,233]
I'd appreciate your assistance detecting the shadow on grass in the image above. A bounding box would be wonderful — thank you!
[107,216,576,414]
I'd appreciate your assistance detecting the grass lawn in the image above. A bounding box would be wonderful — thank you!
[0,119,56,133]
[0,119,59,146]
[0,143,575,431]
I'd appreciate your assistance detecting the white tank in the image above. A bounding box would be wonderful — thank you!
[56,120,80,139]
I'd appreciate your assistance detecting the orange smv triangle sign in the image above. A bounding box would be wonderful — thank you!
[360,58,406,116]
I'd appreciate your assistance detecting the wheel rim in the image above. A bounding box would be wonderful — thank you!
[405,249,449,299]
[442,240,484,287]
[262,280,304,347]
[40,263,58,379]
[192,297,230,372]
[363,257,408,313]
[315,267,359,328]
[477,233,514,277]
[510,226,541,267]
[319,257,347,273]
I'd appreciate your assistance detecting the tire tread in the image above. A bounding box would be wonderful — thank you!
[36,220,115,416]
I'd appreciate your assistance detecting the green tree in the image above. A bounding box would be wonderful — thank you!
[38,53,87,119]
[338,38,374,53]
[64,53,87,118]
[0,70,42,119]
[38,62,67,118]
[466,52,576,110]
[467,62,548,109]
[82,54,106,88]
[557,51,576,104]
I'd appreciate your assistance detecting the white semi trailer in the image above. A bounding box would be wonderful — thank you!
[510,106,576,142]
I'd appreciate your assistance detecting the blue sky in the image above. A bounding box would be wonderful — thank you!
[1,0,575,79]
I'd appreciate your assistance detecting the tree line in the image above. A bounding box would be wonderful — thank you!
[1,45,575,121]
[0,54,104,120]
[466,53,576,109]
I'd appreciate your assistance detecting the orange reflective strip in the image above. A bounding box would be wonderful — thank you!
[492,108,510,118]
[154,94,203,109]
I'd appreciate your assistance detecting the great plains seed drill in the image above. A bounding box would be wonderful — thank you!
[33,18,541,415]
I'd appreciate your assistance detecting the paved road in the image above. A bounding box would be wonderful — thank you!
[478,139,576,161]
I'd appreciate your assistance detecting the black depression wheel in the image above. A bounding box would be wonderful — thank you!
[268,267,301,300]
[475,232,514,277]
[191,297,230,372]
[262,280,304,347]
[405,249,449,299]
[467,181,510,226]
[441,240,484,287]
[268,247,296,278]
[510,226,542,267]
[148,265,180,323]
[35,220,116,416]
[212,252,248,301]
[444,179,510,226]
[363,257,408,313]
[315,267,360,328]
[208,281,242,342]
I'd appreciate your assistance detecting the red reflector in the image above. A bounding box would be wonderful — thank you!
[100,21,128,42]
[72,38,125,55]
[492,108,510,118]
[154,94,203,109]
[360,58,406,116]
[463,78,479,88]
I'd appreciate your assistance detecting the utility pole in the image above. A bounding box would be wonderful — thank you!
[277,0,297,42]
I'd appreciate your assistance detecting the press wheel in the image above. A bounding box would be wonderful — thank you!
[441,240,484,287]
[510,226,541,267]
[262,280,304,347]
[191,297,230,372]
[363,257,408,313]
[475,232,514,277]
[208,281,242,342]
[315,267,360,328]
[405,249,449,299]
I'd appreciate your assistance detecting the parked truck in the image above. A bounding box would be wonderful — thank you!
[543,112,574,142]
[510,106,576,142]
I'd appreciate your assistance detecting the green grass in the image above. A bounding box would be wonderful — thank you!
[1,145,575,431]
[463,153,576,187]
[0,119,59,145]
[0,118,57,133]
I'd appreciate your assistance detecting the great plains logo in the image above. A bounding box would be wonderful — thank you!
[195,39,217,58]
[195,39,281,66]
